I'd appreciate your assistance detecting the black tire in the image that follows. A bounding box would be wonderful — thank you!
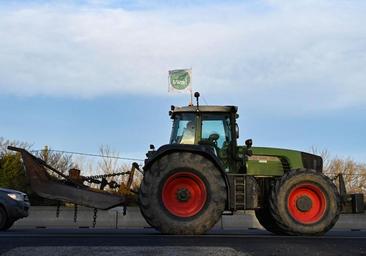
[4,219,15,230]
[139,152,226,235]
[255,206,285,235]
[138,200,154,227]
[0,207,9,231]
[269,169,341,236]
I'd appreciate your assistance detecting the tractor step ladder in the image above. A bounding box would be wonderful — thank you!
[234,175,246,211]
[227,174,260,211]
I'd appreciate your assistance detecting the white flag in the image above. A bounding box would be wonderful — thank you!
[168,69,192,93]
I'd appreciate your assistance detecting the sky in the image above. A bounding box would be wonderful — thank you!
[0,0,365,162]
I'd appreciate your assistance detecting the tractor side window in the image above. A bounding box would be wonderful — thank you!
[201,115,231,149]
[170,113,196,144]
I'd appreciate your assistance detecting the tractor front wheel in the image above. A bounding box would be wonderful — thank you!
[139,152,226,235]
[269,169,341,235]
[255,206,285,235]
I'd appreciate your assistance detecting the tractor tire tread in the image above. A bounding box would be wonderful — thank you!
[269,168,341,236]
[138,152,226,235]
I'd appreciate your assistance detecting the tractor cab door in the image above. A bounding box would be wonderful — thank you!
[169,113,197,144]
[200,113,235,172]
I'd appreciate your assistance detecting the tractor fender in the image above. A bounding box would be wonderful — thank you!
[143,144,230,208]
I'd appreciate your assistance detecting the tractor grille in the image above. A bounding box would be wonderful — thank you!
[301,152,323,171]
[280,158,291,173]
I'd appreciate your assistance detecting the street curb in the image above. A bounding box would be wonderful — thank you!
[13,206,366,230]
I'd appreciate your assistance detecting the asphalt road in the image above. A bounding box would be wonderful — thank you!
[1,228,366,256]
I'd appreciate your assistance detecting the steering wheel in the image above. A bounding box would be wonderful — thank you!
[208,133,220,146]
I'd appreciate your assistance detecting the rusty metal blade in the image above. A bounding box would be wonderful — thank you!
[8,146,128,210]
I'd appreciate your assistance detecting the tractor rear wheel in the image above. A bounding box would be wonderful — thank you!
[139,152,226,235]
[269,169,341,235]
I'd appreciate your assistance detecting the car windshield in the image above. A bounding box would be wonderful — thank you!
[170,113,196,144]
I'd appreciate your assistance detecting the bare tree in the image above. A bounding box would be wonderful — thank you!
[326,158,366,195]
[311,147,366,195]
[96,144,143,191]
[72,155,96,177]
[37,146,74,175]
[0,137,32,156]
[310,146,331,170]
[98,144,121,175]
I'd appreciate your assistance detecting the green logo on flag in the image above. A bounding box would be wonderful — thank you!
[169,70,191,90]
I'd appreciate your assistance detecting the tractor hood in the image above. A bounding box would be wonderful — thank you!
[251,147,323,172]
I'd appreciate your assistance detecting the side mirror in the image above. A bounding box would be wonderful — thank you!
[245,139,253,148]
[235,124,239,139]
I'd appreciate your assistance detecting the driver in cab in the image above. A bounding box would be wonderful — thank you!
[180,121,195,144]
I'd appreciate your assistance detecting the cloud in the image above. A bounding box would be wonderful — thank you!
[0,0,365,112]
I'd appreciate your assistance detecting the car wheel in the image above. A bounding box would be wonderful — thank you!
[4,219,15,230]
[0,207,9,231]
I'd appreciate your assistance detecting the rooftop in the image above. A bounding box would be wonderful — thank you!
[172,105,238,113]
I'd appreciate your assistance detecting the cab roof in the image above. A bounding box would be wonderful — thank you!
[172,105,238,114]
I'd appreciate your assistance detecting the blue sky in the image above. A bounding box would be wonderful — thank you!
[0,0,365,162]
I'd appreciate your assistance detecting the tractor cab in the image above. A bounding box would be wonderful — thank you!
[169,105,238,147]
[169,103,241,172]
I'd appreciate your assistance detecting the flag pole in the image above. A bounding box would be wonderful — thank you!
[189,89,193,106]
[189,68,193,106]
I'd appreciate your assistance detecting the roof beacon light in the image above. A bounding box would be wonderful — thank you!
[194,92,200,111]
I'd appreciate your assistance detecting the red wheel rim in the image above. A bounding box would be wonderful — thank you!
[287,183,327,224]
[162,172,207,218]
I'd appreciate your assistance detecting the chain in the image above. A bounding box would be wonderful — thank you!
[84,171,130,180]
[92,208,98,228]
[56,201,60,218]
[73,204,78,223]
[123,205,127,216]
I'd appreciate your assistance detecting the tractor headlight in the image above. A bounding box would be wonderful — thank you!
[7,193,24,201]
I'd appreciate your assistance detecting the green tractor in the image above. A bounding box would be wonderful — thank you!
[139,92,363,235]
[7,92,364,235]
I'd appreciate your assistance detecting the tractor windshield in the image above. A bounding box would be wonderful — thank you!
[170,113,196,144]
